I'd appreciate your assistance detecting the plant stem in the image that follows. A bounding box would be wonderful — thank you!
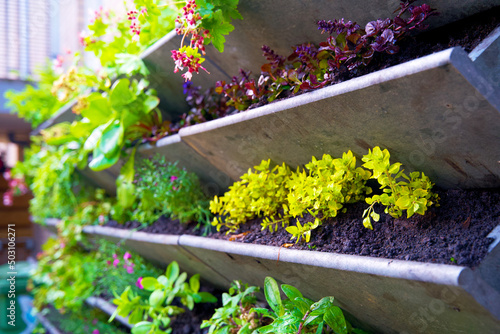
[297,310,311,334]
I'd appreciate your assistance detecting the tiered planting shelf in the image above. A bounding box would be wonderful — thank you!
[40,2,500,333]
[41,218,500,334]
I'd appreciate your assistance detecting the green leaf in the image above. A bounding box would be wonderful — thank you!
[129,308,143,324]
[141,277,158,291]
[132,321,154,334]
[166,261,180,284]
[84,123,108,152]
[89,145,120,171]
[324,306,348,334]
[362,217,373,230]
[203,10,234,52]
[143,95,160,113]
[197,291,217,303]
[110,79,135,107]
[70,119,95,138]
[99,121,124,158]
[281,284,303,301]
[82,94,113,125]
[190,274,200,293]
[149,289,166,307]
[264,277,284,316]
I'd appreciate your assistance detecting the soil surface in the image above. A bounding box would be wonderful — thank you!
[106,188,500,268]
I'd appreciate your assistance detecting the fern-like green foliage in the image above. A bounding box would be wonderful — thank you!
[361,147,439,229]
[210,159,292,233]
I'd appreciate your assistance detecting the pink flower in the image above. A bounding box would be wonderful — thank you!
[106,260,111,266]
[92,319,98,325]
[123,252,132,260]
[60,242,65,249]
[170,176,178,182]
[136,277,143,289]
[113,259,120,267]
[92,330,99,334]
[124,262,135,274]
[113,254,117,259]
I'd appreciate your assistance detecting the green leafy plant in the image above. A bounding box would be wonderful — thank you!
[201,281,263,334]
[280,151,372,242]
[211,160,292,233]
[11,141,92,221]
[82,1,178,70]
[171,0,242,80]
[129,155,212,227]
[31,237,98,312]
[4,62,67,128]
[36,304,127,334]
[361,147,439,229]
[212,147,437,242]
[254,277,368,334]
[111,261,217,334]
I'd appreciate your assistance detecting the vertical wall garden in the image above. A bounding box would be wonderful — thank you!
[4,0,500,333]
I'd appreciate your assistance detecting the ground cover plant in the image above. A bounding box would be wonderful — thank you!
[111,261,217,334]
[211,147,438,242]
[201,280,263,333]
[202,277,368,334]
[130,154,212,228]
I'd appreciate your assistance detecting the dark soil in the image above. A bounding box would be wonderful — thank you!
[106,188,500,268]
[106,214,206,236]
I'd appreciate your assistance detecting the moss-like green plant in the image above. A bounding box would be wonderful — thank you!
[361,147,439,229]
[210,160,292,233]
[131,155,211,228]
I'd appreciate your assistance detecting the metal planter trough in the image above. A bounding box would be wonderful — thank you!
[36,313,62,334]
[82,225,229,289]
[86,296,131,329]
[80,224,500,334]
[142,1,500,118]
[179,47,500,189]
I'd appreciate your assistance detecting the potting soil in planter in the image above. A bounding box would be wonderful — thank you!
[106,188,500,267]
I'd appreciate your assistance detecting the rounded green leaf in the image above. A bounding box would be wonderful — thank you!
[110,79,135,107]
[149,289,166,307]
[131,321,154,334]
[281,284,303,301]
[141,277,158,291]
[264,277,284,316]
[99,121,124,158]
